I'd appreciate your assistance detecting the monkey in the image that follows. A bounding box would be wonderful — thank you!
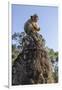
[24,14,41,46]
[24,14,40,35]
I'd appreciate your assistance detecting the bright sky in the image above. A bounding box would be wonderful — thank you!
[12,4,58,51]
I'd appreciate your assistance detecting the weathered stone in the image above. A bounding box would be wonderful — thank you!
[12,33,54,85]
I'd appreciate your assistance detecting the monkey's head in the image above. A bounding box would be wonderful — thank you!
[31,14,39,22]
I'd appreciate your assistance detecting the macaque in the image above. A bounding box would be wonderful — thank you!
[24,14,40,35]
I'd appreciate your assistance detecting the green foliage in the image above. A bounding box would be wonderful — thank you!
[53,71,58,83]
[48,48,58,61]
[12,44,19,62]
[12,44,16,52]
[48,49,54,58]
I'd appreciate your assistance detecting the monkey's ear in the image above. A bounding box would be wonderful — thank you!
[31,16,33,19]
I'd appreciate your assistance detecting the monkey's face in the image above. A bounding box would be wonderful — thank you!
[31,17,39,22]
[34,17,39,22]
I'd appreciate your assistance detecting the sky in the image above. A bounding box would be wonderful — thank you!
[12,4,58,51]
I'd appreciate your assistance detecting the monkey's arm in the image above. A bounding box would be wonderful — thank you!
[31,23,40,32]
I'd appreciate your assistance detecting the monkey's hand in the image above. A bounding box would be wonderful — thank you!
[37,27,40,31]
[33,28,40,33]
[35,27,40,32]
